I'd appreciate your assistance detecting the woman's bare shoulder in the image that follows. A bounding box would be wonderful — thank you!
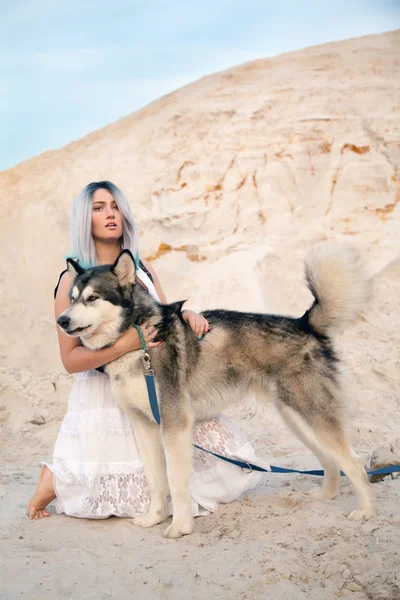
[141,257,152,269]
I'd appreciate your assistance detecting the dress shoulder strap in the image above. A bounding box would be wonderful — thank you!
[54,269,68,299]
[139,259,153,283]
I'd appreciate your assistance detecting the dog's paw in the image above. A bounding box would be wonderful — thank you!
[306,488,338,501]
[163,518,194,539]
[321,489,339,500]
[133,512,167,528]
[347,505,377,521]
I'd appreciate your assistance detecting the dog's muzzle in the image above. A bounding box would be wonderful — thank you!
[57,315,89,335]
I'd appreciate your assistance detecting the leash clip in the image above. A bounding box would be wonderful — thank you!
[141,350,152,371]
[242,462,253,474]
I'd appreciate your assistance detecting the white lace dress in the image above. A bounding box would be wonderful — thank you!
[45,268,269,519]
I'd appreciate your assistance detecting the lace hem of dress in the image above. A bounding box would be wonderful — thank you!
[52,458,144,485]
[51,452,260,519]
[50,412,266,518]
[58,470,152,518]
[52,439,259,486]
[77,470,152,518]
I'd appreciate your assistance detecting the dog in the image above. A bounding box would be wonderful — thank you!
[57,244,377,538]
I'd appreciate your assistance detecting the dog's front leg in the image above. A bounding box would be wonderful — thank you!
[162,412,194,538]
[129,410,170,528]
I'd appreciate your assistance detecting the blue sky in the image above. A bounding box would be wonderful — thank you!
[1,0,399,171]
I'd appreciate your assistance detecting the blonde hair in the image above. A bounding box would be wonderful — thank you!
[68,181,139,268]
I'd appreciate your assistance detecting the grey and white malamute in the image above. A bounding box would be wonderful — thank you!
[57,245,377,537]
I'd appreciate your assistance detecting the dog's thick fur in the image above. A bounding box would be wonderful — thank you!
[57,245,377,537]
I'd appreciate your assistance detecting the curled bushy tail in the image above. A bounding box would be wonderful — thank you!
[305,244,370,335]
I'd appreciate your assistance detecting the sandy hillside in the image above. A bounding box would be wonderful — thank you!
[0,30,400,600]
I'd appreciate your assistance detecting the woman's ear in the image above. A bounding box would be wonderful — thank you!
[66,258,84,282]
[112,250,136,286]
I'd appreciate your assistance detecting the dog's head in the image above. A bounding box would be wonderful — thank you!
[57,250,144,349]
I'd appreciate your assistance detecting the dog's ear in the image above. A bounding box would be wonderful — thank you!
[112,250,136,286]
[167,300,187,322]
[66,258,84,282]
[170,300,187,314]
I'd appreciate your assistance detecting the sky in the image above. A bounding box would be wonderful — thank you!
[1,0,400,171]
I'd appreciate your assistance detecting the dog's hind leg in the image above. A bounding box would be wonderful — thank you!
[319,428,376,520]
[130,410,170,528]
[162,409,195,539]
[276,380,376,520]
[332,443,377,521]
[275,401,341,500]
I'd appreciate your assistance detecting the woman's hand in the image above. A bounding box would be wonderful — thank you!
[182,310,209,338]
[116,321,161,354]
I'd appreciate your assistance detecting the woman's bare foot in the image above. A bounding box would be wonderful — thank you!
[27,465,56,520]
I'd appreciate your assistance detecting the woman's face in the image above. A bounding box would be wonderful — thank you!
[91,188,123,242]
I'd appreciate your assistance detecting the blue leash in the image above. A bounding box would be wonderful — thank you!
[193,443,400,477]
[135,325,400,480]
[144,372,161,425]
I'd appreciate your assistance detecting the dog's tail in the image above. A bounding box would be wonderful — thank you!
[305,244,370,336]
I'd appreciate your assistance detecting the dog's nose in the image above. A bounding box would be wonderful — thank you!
[57,315,70,329]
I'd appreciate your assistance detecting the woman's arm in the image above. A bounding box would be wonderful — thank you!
[141,259,208,336]
[55,272,159,374]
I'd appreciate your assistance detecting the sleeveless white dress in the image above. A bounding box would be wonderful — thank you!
[45,268,269,519]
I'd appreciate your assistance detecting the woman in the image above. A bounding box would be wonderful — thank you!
[28,181,265,521]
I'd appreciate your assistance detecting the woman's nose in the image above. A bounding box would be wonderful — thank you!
[106,205,115,217]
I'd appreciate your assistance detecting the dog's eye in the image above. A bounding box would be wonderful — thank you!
[87,295,98,302]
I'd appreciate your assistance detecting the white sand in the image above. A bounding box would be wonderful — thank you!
[0,30,399,599]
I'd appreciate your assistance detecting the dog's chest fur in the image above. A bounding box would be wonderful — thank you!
[105,351,154,420]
